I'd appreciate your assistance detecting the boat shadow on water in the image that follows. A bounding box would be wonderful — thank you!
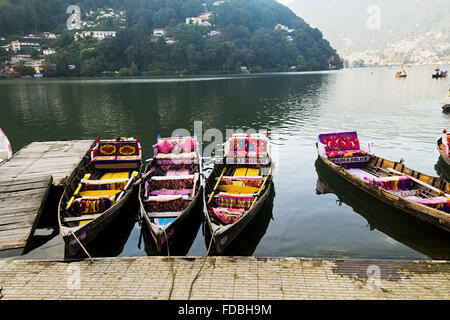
[435,157,450,182]
[315,157,450,260]
[203,184,275,256]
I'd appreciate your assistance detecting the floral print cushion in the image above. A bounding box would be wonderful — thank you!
[408,196,450,213]
[73,196,115,214]
[220,176,263,188]
[326,149,367,158]
[209,207,245,225]
[363,176,411,191]
[150,175,194,190]
[216,193,254,210]
[145,195,189,212]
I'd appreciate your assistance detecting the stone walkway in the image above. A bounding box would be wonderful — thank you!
[0,256,448,300]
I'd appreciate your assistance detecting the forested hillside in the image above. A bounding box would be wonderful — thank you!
[0,0,342,76]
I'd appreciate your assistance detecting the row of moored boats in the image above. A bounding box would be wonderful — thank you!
[1,129,449,258]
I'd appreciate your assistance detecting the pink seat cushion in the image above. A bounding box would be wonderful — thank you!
[157,139,174,154]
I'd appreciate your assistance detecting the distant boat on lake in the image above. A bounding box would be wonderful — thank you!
[395,70,407,78]
[432,68,448,79]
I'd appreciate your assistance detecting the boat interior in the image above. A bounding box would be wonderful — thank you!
[208,164,271,226]
[61,138,141,228]
[318,131,450,214]
[207,133,272,226]
[141,136,201,227]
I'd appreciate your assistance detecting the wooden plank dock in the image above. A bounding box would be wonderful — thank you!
[0,140,94,186]
[0,140,94,253]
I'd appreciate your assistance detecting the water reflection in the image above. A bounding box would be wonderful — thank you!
[315,158,450,260]
[435,157,450,182]
[204,185,275,256]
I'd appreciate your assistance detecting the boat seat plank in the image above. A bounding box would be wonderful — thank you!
[147,211,182,218]
[62,214,102,223]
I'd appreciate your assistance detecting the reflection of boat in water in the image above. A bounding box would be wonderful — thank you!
[435,157,450,182]
[441,92,450,112]
[204,184,275,256]
[315,158,450,260]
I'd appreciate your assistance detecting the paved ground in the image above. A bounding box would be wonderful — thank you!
[0,256,449,300]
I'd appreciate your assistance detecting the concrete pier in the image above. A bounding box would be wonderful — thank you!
[0,256,448,300]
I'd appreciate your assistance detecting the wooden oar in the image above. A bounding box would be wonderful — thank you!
[249,167,272,210]
[116,171,139,202]
[134,167,155,186]
[207,168,226,204]
[387,168,450,197]
[66,174,91,210]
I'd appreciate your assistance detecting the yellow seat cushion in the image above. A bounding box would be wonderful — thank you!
[79,190,120,197]
[101,172,130,180]
[246,168,260,176]
[234,168,248,176]
[218,185,259,194]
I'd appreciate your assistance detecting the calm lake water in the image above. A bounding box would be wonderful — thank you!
[1,65,450,260]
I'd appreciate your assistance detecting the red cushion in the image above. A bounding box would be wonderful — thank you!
[157,139,174,154]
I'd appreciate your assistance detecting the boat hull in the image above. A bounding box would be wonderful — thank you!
[443,104,450,112]
[316,151,450,233]
[61,187,136,258]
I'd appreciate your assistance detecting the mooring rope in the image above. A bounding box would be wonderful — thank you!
[187,229,215,300]
[161,227,175,300]
[69,230,95,264]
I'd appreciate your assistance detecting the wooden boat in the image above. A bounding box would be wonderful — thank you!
[395,71,407,78]
[437,130,450,168]
[0,128,12,164]
[58,137,142,258]
[432,70,448,78]
[204,132,274,254]
[316,131,450,233]
[138,136,203,255]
